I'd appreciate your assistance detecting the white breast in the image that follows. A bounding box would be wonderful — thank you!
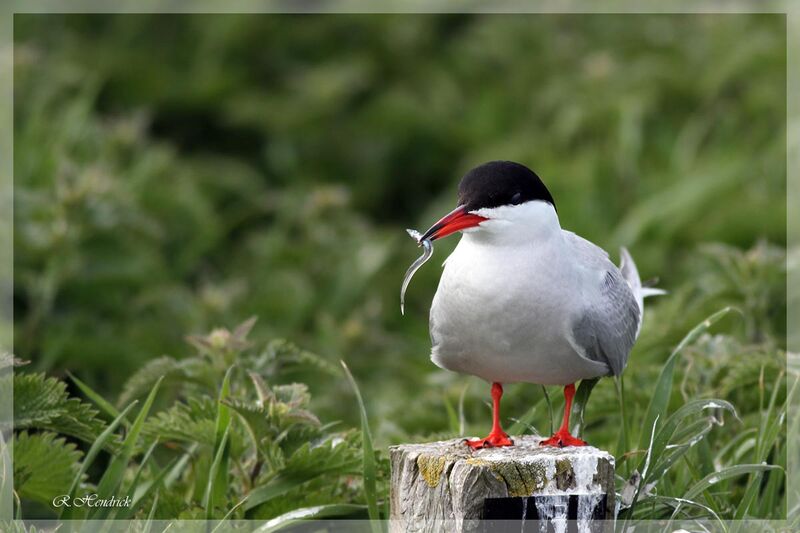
[428,203,610,385]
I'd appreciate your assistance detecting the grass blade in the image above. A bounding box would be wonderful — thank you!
[639,398,737,493]
[165,443,198,489]
[112,440,170,520]
[457,382,468,436]
[0,431,12,522]
[255,504,368,532]
[91,377,163,519]
[542,385,554,436]
[244,466,358,512]
[638,307,735,451]
[211,494,250,532]
[117,456,177,520]
[204,366,234,519]
[204,425,231,520]
[683,464,782,502]
[735,371,792,520]
[443,395,460,436]
[60,401,137,519]
[653,494,725,530]
[68,371,123,422]
[572,377,599,438]
[614,376,630,474]
[340,361,380,528]
[508,396,545,436]
[141,492,159,533]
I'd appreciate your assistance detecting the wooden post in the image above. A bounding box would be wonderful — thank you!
[389,435,615,533]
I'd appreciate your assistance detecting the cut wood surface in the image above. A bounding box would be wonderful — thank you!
[389,435,615,533]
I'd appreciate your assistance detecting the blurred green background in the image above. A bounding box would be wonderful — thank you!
[14,13,786,449]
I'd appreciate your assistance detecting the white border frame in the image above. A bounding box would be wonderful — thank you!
[1,1,795,530]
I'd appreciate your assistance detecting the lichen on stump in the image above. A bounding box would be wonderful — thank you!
[389,435,614,533]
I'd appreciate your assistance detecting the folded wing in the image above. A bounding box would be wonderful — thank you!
[564,233,641,376]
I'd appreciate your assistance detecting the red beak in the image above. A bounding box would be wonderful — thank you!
[420,205,487,242]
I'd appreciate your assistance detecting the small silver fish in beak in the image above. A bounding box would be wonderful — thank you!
[400,229,433,315]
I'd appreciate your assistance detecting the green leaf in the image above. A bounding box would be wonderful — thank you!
[244,437,360,512]
[638,307,735,451]
[116,452,176,521]
[12,373,109,445]
[0,431,11,522]
[204,425,230,520]
[614,376,630,470]
[542,385,554,436]
[14,432,82,506]
[142,492,159,533]
[735,371,791,520]
[572,377,599,438]
[642,495,724,529]
[341,361,380,525]
[224,393,321,453]
[253,339,340,377]
[91,377,163,519]
[143,396,218,447]
[257,504,368,532]
[508,396,545,436]
[164,443,198,489]
[645,399,737,483]
[443,394,460,436]
[203,366,234,519]
[118,356,205,406]
[67,371,122,421]
[62,401,138,519]
[682,464,782,502]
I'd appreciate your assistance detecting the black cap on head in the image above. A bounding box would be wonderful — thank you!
[457,161,556,212]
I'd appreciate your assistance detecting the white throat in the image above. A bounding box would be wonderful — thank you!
[465,200,561,246]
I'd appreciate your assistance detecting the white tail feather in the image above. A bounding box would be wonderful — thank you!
[619,247,666,335]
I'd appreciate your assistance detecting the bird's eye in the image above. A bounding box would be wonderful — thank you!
[510,192,522,205]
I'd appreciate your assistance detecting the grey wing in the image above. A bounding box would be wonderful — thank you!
[564,232,640,376]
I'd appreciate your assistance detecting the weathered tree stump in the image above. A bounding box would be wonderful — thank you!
[389,435,615,533]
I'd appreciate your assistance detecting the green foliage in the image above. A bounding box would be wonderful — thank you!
[13,432,82,506]
[10,373,109,446]
[11,320,376,522]
[341,361,380,525]
[143,396,219,448]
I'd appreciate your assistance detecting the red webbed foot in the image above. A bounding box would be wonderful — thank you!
[539,429,587,448]
[539,383,588,447]
[465,431,514,449]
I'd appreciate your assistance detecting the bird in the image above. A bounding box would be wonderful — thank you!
[415,160,663,449]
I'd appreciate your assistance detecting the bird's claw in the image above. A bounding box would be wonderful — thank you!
[539,429,587,448]
[464,432,514,449]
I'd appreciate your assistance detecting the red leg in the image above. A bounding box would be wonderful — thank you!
[540,384,588,447]
[465,382,514,449]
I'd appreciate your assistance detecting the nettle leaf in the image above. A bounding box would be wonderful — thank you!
[272,383,312,408]
[14,431,82,505]
[225,399,273,447]
[249,339,339,377]
[249,481,364,521]
[12,373,109,445]
[246,434,361,513]
[280,433,361,480]
[142,395,246,459]
[143,396,218,447]
[225,398,321,451]
[187,320,256,362]
[117,355,214,406]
